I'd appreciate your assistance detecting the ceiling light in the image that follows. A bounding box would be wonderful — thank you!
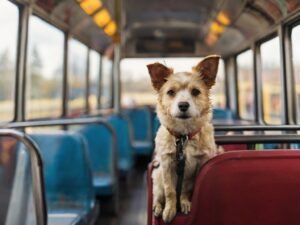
[79,0,102,15]
[93,9,111,27]
[104,21,117,36]
[210,22,224,34]
[217,12,230,26]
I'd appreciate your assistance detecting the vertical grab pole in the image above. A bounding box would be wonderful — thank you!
[113,44,121,114]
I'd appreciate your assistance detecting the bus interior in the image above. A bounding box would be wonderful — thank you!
[1,0,300,225]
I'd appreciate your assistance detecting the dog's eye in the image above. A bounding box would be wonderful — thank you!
[167,89,175,96]
[191,88,201,96]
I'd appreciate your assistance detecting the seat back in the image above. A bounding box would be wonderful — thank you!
[78,123,116,176]
[107,115,133,173]
[261,143,281,149]
[222,144,248,151]
[123,107,152,142]
[31,132,94,212]
[150,150,300,225]
[213,108,234,120]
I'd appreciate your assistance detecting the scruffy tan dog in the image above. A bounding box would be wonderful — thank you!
[147,55,220,223]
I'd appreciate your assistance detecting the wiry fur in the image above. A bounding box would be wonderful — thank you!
[148,55,221,223]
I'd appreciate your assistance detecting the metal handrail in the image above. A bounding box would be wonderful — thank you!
[6,117,117,170]
[215,125,300,132]
[6,117,119,193]
[0,129,47,225]
[6,118,300,145]
[7,117,300,132]
[215,134,300,145]
[7,117,113,130]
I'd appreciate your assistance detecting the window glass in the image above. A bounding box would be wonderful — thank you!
[120,58,225,108]
[291,25,300,123]
[261,37,282,124]
[211,60,225,108]
[89,50,100,111]
[237,50,255,120]
[0,1,18,121]
[68,39,88,116]
[100,57,113,109]
[26,16,64,119]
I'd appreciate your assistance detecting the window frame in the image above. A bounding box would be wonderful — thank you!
[289,20,300,124]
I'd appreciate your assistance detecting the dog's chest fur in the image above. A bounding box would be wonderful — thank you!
[154,124,213,180]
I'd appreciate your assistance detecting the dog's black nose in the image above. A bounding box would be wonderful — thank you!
[178,102,190,112]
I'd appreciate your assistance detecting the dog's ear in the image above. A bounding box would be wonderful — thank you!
[193,55,220,88]
[147,63,173,91]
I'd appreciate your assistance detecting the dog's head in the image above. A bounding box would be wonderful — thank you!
[147,55,220,133]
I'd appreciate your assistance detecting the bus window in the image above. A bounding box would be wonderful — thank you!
[291,25,300,124]
[100,57,113,109]
[237,50,255,120]
[89,50,101,112]
[26,16,64,119]
[0,1,18,121]
[121,58,155,107]
[260,37,282,124]
[68,39,88,116]
[120,58,225,108]
[211,60,225,109]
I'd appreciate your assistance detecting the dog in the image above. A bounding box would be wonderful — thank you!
[147,55,220,223]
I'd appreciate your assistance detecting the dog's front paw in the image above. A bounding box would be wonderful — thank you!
[180,199,191,215]
[153,202,163,217]
[163,203,176,223]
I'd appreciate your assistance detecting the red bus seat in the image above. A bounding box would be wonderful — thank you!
[148,150,300,225]
[222,144,248,151]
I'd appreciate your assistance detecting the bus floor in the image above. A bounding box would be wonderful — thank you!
[96,169,148,225]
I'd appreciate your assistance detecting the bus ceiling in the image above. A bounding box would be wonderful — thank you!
[123,0,300,58]
[22,0,300,58]
[21,0,116,54]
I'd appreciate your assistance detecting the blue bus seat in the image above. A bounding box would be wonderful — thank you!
[107,115,134,175]
[263,143,281,149]
[77,124,117,197]
[152,116,160,137]
[93,174,114,196]
[123,107,154,156]
[30,132,96,225]
[48,209,86,225]
[291,143,300,149]
[213,108,234,120]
